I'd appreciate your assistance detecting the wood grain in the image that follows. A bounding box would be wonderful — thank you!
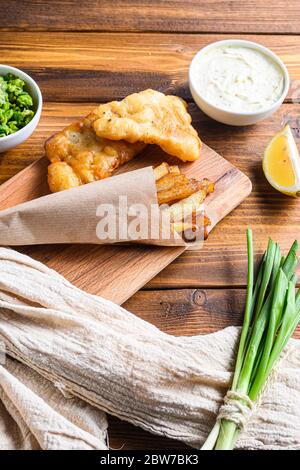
[1,2,300,452]
[1,101,299,288]
[1,1,299,34]
[1,33,300,102]
[108,414,188,450]
[0,136,250,302]
[125,288,244,334]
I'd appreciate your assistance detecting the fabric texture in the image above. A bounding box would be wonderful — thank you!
[0,247,299,449]
[0,357,108,450]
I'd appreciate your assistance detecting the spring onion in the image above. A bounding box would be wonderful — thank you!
[202,228,299,450]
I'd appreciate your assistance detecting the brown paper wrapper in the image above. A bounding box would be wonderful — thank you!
[0,167,185,247]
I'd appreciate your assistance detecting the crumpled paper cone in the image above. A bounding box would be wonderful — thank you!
[0,247,299,449]
[0,357,108,450]
[0,167,185,247]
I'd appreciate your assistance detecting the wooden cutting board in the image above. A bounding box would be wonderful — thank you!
[0,143,251,304]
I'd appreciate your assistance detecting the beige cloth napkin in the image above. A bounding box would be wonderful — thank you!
[0,357,108,450]
[0,247,299,450]
[0,167,184,247]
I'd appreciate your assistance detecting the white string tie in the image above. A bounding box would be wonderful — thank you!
[217,390,254,430]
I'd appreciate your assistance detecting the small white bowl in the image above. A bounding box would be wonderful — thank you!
[0,64,42,153]
[189,40,290,126]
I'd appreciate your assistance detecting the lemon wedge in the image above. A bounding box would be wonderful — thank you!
[263,124,300,197]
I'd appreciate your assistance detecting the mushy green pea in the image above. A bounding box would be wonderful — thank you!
[0,73,35,138]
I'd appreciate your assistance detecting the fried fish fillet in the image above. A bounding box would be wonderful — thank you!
[45,120,145,192]
[86,89,202,162]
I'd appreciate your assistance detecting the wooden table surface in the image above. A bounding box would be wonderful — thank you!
[1,1,300,450]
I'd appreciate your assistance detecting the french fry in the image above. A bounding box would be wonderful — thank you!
[171,221,201,243]
[168,165,180,175]
[157,178,203,204]
[153,161,214,241]
[204,214,211,227]
[171,222,198,233]
[167,190,207,222]
[156,174,189,192]
[192,212,211,239]
[153,162,181,180]
[153,162,170,181]
[191,211,211,225]
[173,215,211,242]
[199,178,215,194]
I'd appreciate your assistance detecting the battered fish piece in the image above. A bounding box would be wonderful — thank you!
[45,120,145,192]
[86,89,202,162]
[48,162,81,192]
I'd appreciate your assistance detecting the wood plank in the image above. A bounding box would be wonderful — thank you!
[1,1,299,34]
[1,32,300,102]
[110,287,300,449]
[1,101,299,288]
[0,128,250,301]
[108,415,188,450]
[125,288,300,336]
[124,288,244,334]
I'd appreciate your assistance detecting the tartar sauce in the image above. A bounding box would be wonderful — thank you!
[193,45,284,113]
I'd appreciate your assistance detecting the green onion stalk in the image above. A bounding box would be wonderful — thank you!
[202,228,299,450]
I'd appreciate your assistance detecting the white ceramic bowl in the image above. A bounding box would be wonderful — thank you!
[0,64,42,153]
[189,40,290,126]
